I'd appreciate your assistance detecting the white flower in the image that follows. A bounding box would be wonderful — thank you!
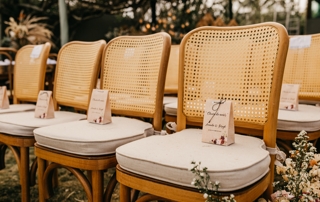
[203,193,208,199]
[200,172,204,177]
[215,181,220,185]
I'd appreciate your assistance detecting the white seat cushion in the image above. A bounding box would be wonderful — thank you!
[0,111,86,137]
[34,117,153,155]
[278,104,320,131]
[116,129,270,191]
[164,101,177,115]
[0,104,35,114]
[163,96,177,106]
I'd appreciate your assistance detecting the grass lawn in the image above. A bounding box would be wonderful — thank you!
[0,147,119,202]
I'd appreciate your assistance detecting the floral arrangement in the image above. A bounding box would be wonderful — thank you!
[190,161,236,202]
[272,130,320,202]
[3,11,54,49]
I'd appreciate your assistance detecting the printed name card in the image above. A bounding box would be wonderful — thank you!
[87,89,112,124]
[279,84,300,111]
[202,99,235,146]
[35,90,55,119]
[0,86,9,109]
[289,36,312,49]
[30,44,43,59]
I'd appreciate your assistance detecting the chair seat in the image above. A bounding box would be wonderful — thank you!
[34,117,153,156]
[164,101,177,115]
[0,111,86,137]
[0,104,35,114]
[277,104,320,131]
[116,128,270,191]
[163,96,177,106]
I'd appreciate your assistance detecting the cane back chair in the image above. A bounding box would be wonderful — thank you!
[116,22,289,201]
[0,44,51,112]
[33,32,171,202]
[276,34,320,153]
[0,47,17,99]
[0,40,105,202]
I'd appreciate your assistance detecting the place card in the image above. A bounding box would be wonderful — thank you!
[279,84,300,110]
[34,90,55,119]
[289,36,312,49]
[87,89,112,124]
[0,86,9,109]
[202,99,235,146]
[30,44,43,59]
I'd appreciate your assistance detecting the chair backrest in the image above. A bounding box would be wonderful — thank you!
[164,45,179,94]
[53,40,106,111]
[14,43,51,103]
[283,34,320,102]
[100,32,171,131]
[177,23,289,146]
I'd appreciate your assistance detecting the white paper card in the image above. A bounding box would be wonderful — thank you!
[289,36,312,49]
[34,90,55,119]
[87,89,112,124]
[279,84,300,110]
[30,45,43,58]
[0,86,9,109]
[202,99,235,146]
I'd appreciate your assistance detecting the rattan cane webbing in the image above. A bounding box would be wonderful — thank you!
[14,43,51,101]
[283,34,320,101]
[182,25,280,124]
[102,34,166,114]
[54,40,105,109]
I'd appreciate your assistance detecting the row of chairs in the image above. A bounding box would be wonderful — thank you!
[0,21,315,201]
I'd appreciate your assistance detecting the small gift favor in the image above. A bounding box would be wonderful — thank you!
[35,90,55,119]
[0,86,9,109]
[279,84,300,111]
[202,99,235,146]
[87,89,112,124]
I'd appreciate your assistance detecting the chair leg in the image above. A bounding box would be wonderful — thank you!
[104,171,117,202]
[92,170,103,202]
[0,144,7,170]
[37,157,46,202]
[120,183,131,202]
[20,147,30,202]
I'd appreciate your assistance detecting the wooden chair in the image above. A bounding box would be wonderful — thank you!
[0,40,105,202]
[0,43,51,172]
[116,22,289,201]
[33,32,171,202]
[276,34,320,153]
[0,47,17,99]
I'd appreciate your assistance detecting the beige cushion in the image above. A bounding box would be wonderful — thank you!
[0,104,35,114]
[164,101,177,115]
[116,129,270,191]
[163,96,177,106]
[0,111,86,137]
[278,104,320,131]
[34,117,152,155]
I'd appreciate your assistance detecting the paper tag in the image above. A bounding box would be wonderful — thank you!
[289,36,312,49]
[202,99,235,146]
[34,90,55,119]
[0,86,9,109]
[30,45,44,58]
[87,89,112,124]
[279,84,300,111]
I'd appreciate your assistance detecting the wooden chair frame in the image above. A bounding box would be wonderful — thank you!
[0,43,51,202]
[34,33,171,202]
[117,22,289,201]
